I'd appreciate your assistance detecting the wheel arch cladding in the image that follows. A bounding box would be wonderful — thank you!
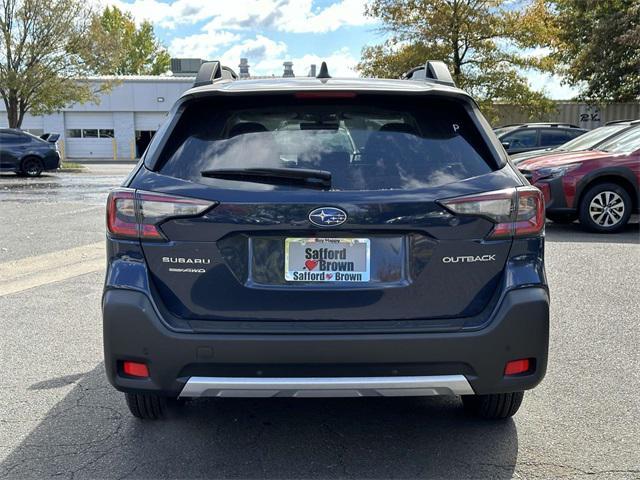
[577,170,638,211]
[21,154,44,166]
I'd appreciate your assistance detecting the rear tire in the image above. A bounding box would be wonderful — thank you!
[125,393,167,420]
[578,182,632,233]
[462,391,524,419]
[21,157,44,177]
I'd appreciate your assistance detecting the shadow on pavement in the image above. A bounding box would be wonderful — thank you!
[0,364,518,479]
[545,220,639,244]
[28,372,90,391]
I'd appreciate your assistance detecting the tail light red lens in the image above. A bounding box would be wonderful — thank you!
[513,188,545,237]
[504,358,533,376]
[107,188,215,241]
[122,361,149,378]
[106,190,137,238]
[440,186,545,238]
[294,92,357,99]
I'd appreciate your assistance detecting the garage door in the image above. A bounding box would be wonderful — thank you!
[135,112,167,131]
[64,112,114,159]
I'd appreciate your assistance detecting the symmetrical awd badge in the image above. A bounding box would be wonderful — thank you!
[308,207,348,227]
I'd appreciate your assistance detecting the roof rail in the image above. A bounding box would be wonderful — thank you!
[526,123,579,128]
[605,119,640,125]
[497,122,580,129]
[402,60,455,87]
[194,61,238,88]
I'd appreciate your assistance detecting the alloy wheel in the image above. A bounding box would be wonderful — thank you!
[23,158,43,177]
[588,191,625,227]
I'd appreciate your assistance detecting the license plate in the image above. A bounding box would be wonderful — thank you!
[285,238,370,282]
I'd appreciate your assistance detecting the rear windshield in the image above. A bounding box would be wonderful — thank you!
[157,94,496,191]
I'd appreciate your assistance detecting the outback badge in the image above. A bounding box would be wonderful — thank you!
[308,207,347,227]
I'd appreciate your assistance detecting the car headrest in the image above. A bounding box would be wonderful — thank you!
[228,122,268,138]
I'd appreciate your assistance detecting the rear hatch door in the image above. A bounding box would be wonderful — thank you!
[133,92,518,324]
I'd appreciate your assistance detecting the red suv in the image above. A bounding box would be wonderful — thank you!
[518,125,640,232]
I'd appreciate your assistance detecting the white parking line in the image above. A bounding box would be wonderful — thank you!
[46,205,104,219]
[0,242,105,296]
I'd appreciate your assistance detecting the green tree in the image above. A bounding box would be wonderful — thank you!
[358,0,559,121]
[90,6,170,76]
[551,0,640,102]
[0,0,109,128]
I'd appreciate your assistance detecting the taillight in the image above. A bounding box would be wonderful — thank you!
[512,187,545,237]
[106,188,215,241]
[294,92,357,99]
[440,186,545,238]
[107,190,137,238]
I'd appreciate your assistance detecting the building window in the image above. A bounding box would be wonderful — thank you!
[67,128,114,138]
[83,129,99,138]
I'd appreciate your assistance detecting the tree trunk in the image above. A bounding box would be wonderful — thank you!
[6,92,21,128]
[451,0,462,82]
[18,99,27,129]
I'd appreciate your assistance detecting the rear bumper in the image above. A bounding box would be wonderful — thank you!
[43,151,61,170]
[179,375,474,398]
[103,287,549,397]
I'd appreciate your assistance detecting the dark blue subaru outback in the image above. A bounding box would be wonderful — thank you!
[103,61,549,420]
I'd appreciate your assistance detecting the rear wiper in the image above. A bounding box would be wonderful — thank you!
[201,167,332,189]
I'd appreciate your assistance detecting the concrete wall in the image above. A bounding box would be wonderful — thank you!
[68,78,191,113]
[113,112,136,160]
[494,103,640,129]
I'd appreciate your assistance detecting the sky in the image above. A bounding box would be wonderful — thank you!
[94,0,578,99]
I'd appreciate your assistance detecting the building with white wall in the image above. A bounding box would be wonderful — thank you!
[0,59,314,160]
[0,76,194,160]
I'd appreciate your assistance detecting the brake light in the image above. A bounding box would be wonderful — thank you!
[107,190,137,238]
[440,186,545,238]
[294,92,357,99]
[513,188,545,237]
[106,188,215,241]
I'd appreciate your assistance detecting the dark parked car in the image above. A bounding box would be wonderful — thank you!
[103,61,549,421]
[519,124,640,232]
[511,120,640,164]
[0,129,60,176]
[494,123,587,154]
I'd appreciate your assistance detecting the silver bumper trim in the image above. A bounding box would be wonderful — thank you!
[178,375,474,398]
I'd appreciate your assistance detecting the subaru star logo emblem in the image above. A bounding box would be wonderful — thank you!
[308,207,347,227]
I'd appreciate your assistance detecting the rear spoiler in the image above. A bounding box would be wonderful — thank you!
[401,61,455,87]
[40,133,60,143]
[194,61,238,88]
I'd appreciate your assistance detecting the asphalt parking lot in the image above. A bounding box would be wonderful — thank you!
[0,165,638,479]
